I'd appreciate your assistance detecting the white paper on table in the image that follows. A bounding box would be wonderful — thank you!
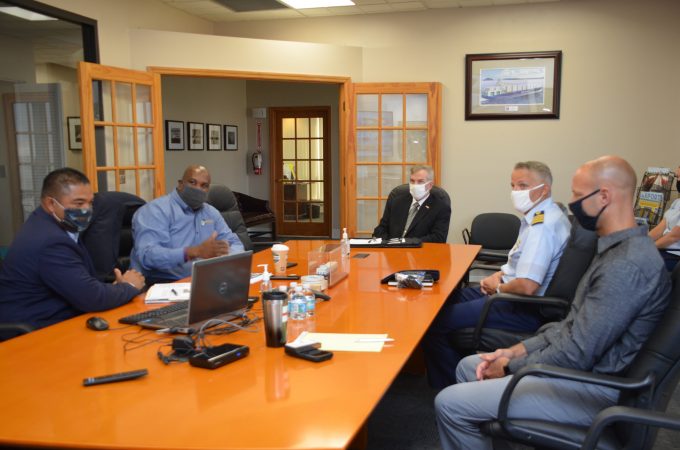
[144,282,191,304]
[349,238,382,245]
[301,332,390,352]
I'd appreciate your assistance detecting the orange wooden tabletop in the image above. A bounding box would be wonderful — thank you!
[0,241,479,449]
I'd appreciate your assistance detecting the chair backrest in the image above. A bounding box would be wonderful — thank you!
[469,213,521,250]
[617,264,680,449]
[389,184,452,209]
[207,184,253,251]
[81,191,145,280]
[539,217,598,320]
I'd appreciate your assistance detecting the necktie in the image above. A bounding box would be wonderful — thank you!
[402,202,419,238]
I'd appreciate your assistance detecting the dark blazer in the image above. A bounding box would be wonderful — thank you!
[373,184,452,243]
[0,208,139,330]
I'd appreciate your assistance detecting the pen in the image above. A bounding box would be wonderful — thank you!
[355,338,395,343]
[171,289,178,296]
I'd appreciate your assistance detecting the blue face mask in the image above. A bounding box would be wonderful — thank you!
[51,198,93,233]
[568,189,606,231]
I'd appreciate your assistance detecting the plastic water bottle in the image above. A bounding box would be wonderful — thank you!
[302,283,316,317]
[290,285,307,320]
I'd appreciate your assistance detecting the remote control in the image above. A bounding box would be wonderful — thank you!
[83,369,149,387]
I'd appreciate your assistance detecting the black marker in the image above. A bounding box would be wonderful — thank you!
[83,369,148,387]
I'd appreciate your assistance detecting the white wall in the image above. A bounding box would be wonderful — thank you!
[215,0,680,240]
[161,76,248,194]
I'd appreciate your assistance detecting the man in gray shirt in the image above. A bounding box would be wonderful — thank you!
[434,155,672,450]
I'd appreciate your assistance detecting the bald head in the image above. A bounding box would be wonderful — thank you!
[571,155,638,235]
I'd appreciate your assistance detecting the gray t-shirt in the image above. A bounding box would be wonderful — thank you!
[509,225,671,375]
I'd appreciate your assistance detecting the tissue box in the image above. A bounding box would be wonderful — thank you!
[308,243,349,288]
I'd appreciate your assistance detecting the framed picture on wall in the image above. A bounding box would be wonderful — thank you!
[187,122,205,150]
[67,116,82,150]
[165,120,184,150]
[224,125,238,151]
[465,50,562,120]
[207,123,222,151]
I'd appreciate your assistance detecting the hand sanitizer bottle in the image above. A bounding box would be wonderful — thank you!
[258,264,272,294]
[341,227,350,257]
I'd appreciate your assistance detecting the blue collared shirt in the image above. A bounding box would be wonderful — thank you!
[501,197,571,295]
[130,189,244,281]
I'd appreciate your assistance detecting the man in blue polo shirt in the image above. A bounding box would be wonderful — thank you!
[424,161,571,389]
[130,165,244,285]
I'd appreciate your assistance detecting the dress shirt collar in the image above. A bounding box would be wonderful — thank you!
[596,224,647,254]
[411,192,430,208]
[521,196,554,223]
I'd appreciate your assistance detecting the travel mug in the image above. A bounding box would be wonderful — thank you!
[262,290,288,347]
[271,244,289,275]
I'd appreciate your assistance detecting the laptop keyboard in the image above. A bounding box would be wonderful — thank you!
[118,302,188,325]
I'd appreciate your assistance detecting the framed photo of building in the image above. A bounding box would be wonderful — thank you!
[187,122,204,150]
[207,123,222,151]
[224,125,238,151]
[67,116,82,150]
[165,120,184,151]
[465,51,562,120]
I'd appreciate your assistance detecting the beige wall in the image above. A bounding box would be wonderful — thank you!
[215,0,680,240]
[161,76,248,194]
[42,0,214,67]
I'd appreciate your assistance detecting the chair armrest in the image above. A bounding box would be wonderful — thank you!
[470,263,504,272]
[471,294,569,346]
[477,249,510,260]
[0,322,35,334]
[581,405,680,450]
[497,364,655,423]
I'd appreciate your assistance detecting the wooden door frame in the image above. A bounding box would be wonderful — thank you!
[147,67,352,233]
[269,106,332,237]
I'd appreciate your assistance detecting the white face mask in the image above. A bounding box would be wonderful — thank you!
[511,184,544,214]
[409,182,430,201]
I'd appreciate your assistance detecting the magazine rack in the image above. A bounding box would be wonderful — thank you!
[634,167,676,228]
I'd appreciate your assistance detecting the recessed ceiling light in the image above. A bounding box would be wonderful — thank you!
[0,6,57,21]
[278,0,355,9]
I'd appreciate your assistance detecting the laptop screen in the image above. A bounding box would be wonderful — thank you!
[187,250,253,325]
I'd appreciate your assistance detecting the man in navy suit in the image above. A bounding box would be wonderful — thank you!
[0,168,144,336]
[372,165,451,243]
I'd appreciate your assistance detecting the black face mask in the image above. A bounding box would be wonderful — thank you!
[676,179,680,193]
[51,198,93,233]
[178,185,207,210]
[568,189,607,232]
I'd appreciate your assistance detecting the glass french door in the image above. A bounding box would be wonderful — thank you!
[271,107,331,237]
[347,83,441,237]
[77,62,164,200]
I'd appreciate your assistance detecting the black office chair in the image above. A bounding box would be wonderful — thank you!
[481,264,680,450]
[208,185,280,253]
[0,322,35,342]
[233,191,277,240]
[81,191,146,282]
[463,212,521,264]
[452,217,597,353]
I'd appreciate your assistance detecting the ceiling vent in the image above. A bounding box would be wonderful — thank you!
[212,0,289,12]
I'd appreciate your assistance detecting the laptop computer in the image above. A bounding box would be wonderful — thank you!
[136,251,253,331]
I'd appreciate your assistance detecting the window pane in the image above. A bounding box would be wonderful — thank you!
[310,203,324,223]
[310,182,324,201]
[93,80,112,122]
[13,103,28,132]
[297,161,310,180]
[283,140,295,159]
[405,130,427,163]
[139,169,154,201]
[282,118,295,138]
[29,103,48,133]
[283,182,296,201]
[381,165,402,198]
[137,128,154,165]
[283,202,296,222]
[357,94,378,126]
[16,135,30,163]
[135,84,152,124]
[310,139,323,159]
[119,169,137,195]
[118,126,135,166]
[381,130,402,163]
[95,126,115,166]
[357,165,378,197]
[311,161,324,181]
[310,117,323,138]
[357,200,379,232]
[405,94,428,127]
[297,139,310,159]
[283,161,296,180]
[381,94,402,127]
[357,130,378,162]
[97,170,116,191]
[297,183,310,201]
[115,82,133,123]
[296,118,309,138]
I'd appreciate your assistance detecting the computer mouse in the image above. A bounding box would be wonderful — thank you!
[86,316,109,331]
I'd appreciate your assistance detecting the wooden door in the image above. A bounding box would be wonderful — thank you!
[346,83,441,237]
[77,62,164,200]
[271,107,332,237]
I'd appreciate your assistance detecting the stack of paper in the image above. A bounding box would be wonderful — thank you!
[144,283,191,304]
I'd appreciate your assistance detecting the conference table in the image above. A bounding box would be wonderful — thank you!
[0,241,479,449]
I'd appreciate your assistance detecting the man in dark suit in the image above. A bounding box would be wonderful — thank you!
[0,168,144,336]
[372,165,451,243]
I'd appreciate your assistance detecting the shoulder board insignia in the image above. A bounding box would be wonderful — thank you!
[531,211,545,226]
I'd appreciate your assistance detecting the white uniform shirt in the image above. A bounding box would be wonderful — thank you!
[662,199,680,250]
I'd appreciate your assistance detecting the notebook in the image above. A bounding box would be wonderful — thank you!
[136,251,253,330]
